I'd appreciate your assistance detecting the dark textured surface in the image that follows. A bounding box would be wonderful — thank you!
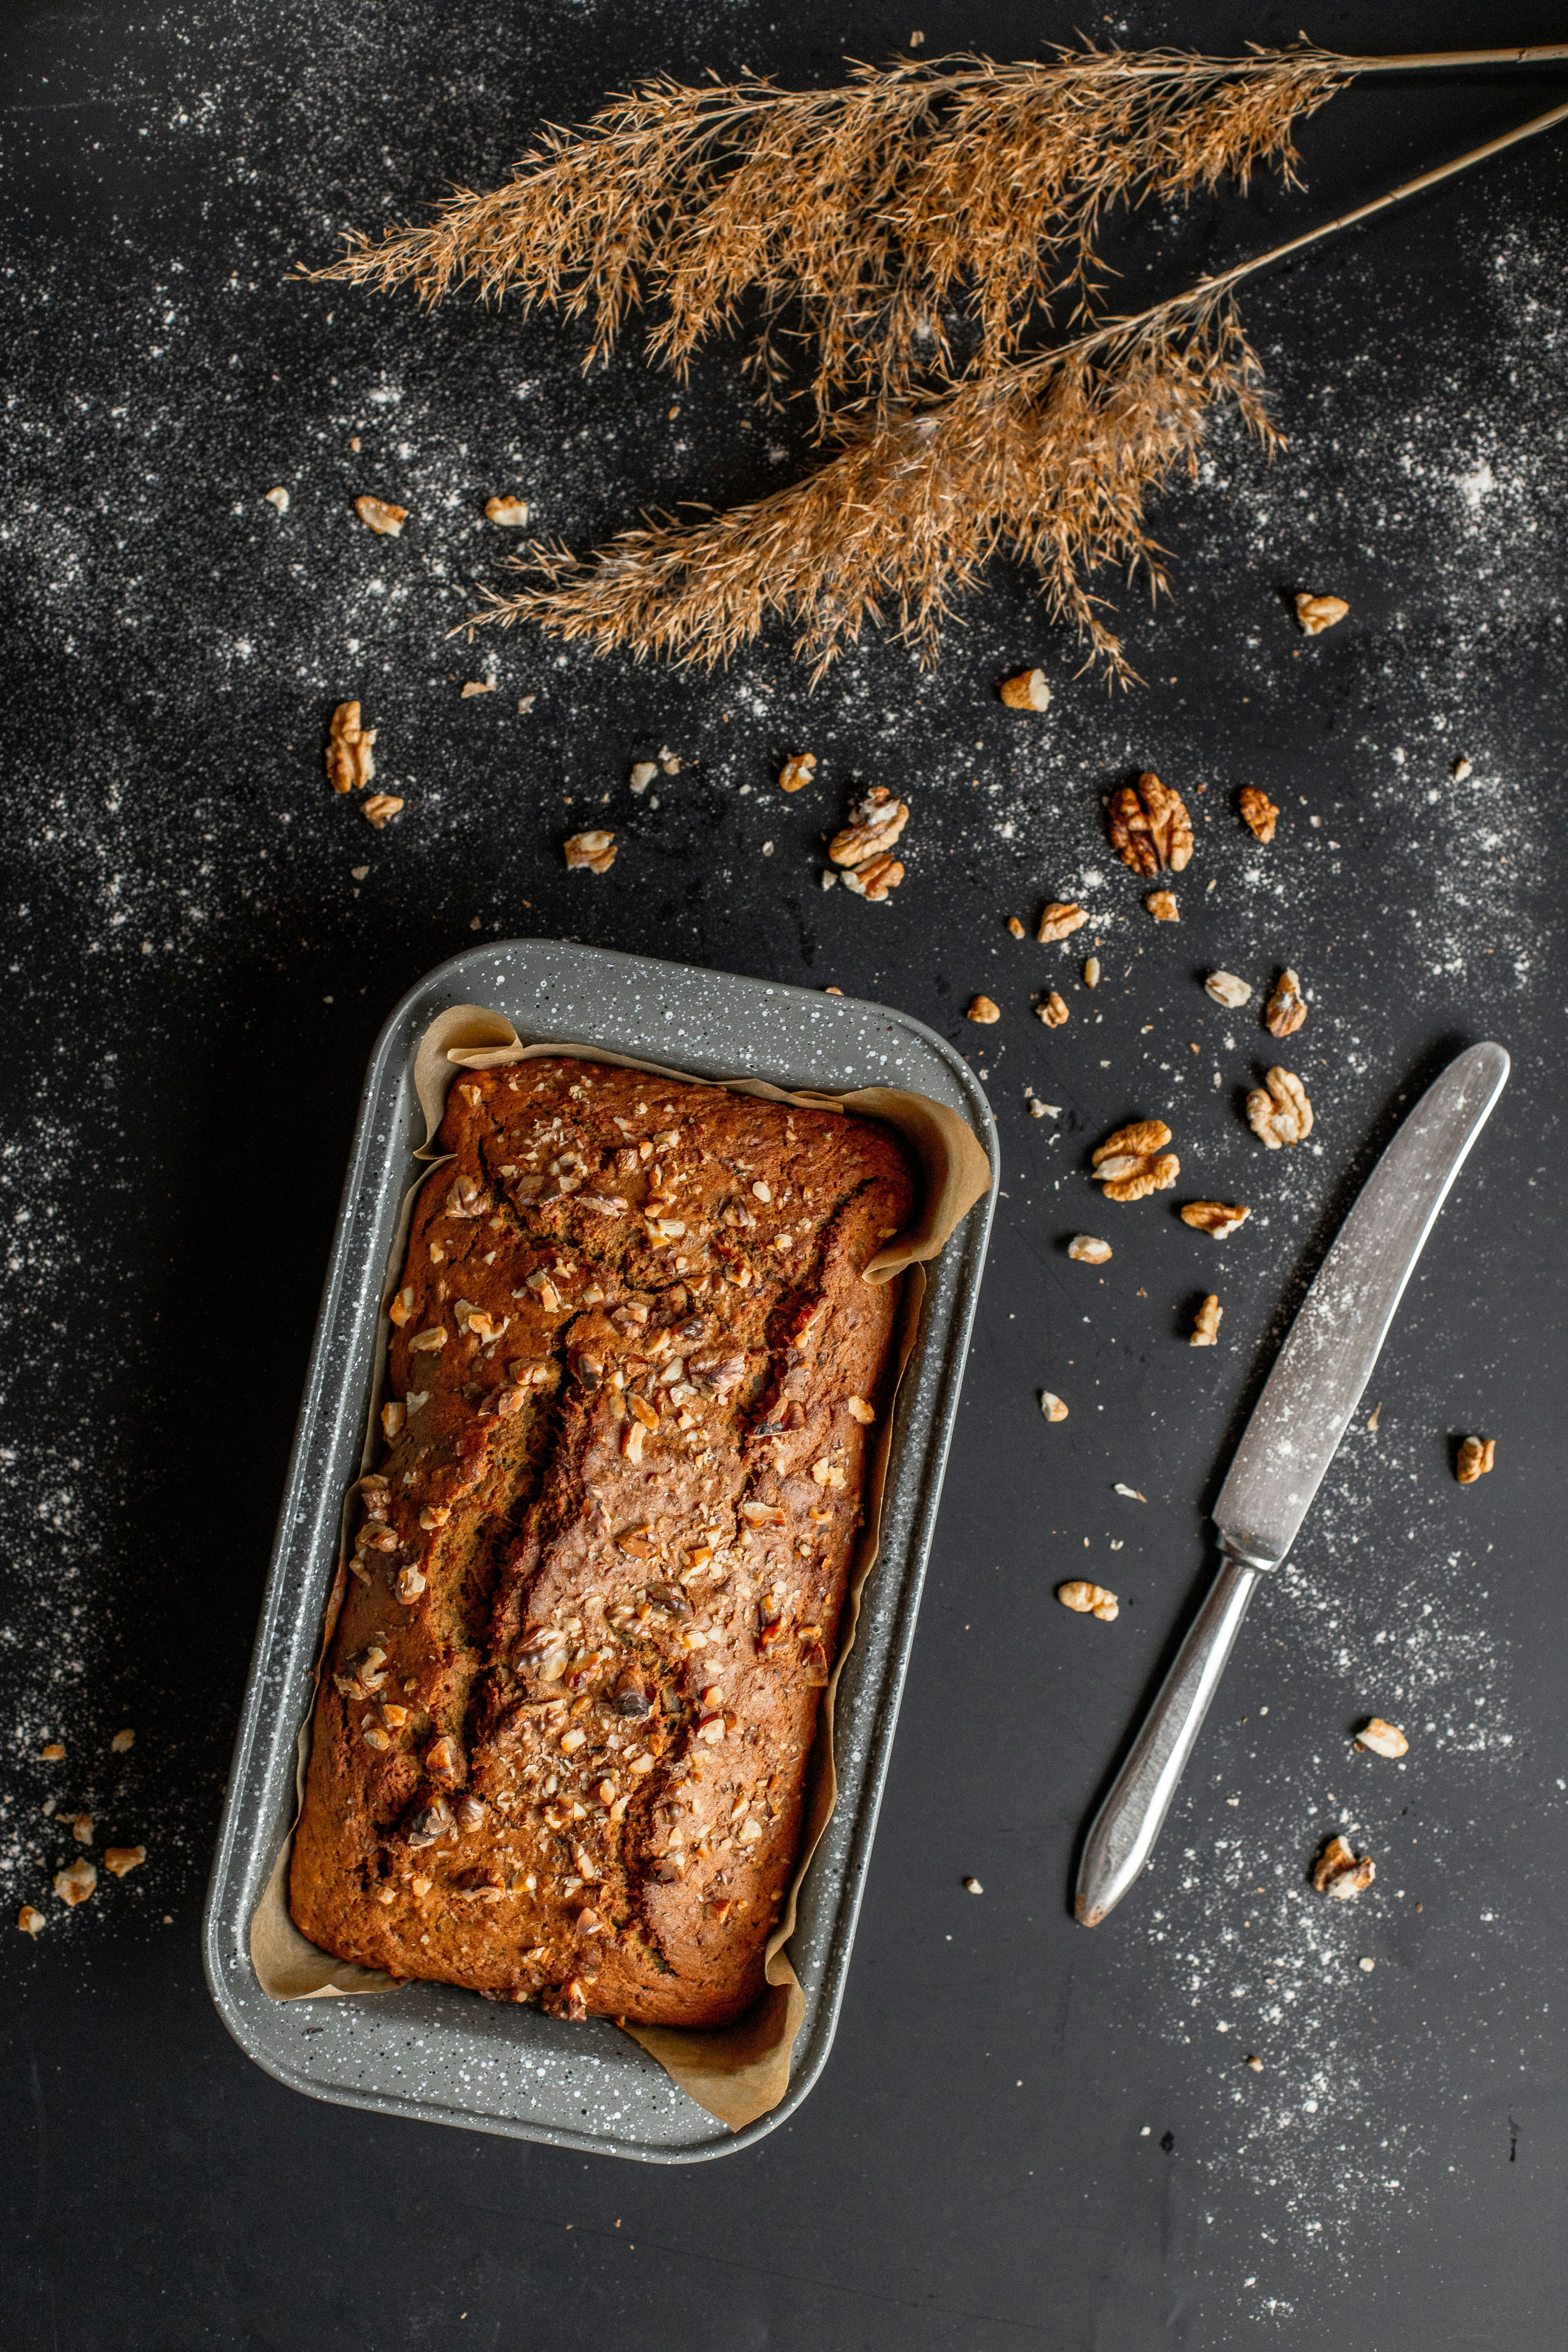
[4,2,1567,2343]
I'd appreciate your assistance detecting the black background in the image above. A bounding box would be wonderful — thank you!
[5,3,1567,2345]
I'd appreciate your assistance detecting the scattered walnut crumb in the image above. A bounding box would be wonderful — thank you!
[1110,773,1193,875]
[350,863,370,882]
[1036,900,1087,943]
[966,995,1000,1024]
[1295,591,1349,635]
[518,694,537,714]
[658,747,680,774]
[54,1859,97,1907]
[18,1905,46,1936]
[104,1845,147,1878]
[1367,1401,1382,1433]
[778,752,817,793]
[1040,1390,1070,1422]
[999,666,1051,710]
[354,494,408,537]
[460,680,495,698]
[1312,1834,1374,1899]
[1006,915,1025,938]
[963,1875,983,1895]
[41,1743,65,1762]
[361,792,404,830]
[1451,754,1473,781]
[1068,1235,1112,1264]
[1146,890,1179,922]
[484,495,531,525]
[263,486,289,514]
[1037,991,1069,1028]
[1356,1718,1409,1759]
[1238,786,1279,844]
[326,700,376,794]
[564,829,617,874]
[1205,970,1251,1009]
[1190,1294,1222,1346]
[1456,1435,1496,1484]
[1264,968,1308,1038]
[1092,1120,1179,1202]
[1114,1484,1147,1500]
[66,1811,93,1845]
[824,985,844,994]
[1245,2055,1264,2073]
[1181,1201,1250,1239]
[1058,1580,1118,1622]
[1247,1067,1313,1148]
[629,761,658,793]
[1083,956,1101,989]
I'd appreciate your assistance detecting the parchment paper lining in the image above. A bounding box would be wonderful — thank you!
[249,1003,990,2129]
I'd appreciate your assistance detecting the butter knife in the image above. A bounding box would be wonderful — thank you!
[1074,1040,1510,1927]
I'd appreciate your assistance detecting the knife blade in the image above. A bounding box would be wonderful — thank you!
[1074,1040,1510,1927]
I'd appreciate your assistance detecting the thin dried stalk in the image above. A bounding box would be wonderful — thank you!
[308,44,1347,420]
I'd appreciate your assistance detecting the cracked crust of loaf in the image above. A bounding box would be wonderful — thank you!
[289,1057,915,2028]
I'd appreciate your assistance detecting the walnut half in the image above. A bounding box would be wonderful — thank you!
[1036,900,1087,943]
[1058,1580,1118,1622]
[326,700,376,794]
[1247,1068,1313,1148]
[1239,786,1279,844]
[1092,1120,1179,1202]
[1109,773,1193,876]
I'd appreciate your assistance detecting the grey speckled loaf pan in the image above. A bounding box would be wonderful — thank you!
[203,940,997,2161]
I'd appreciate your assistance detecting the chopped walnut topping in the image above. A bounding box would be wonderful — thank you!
[408,1324,449,1353]
[484,495,531,525]
[778,752,817,793]
[564,829,617,874]
[1040,1391,1069,1422]
[967,995,1000,1024]
[1456,1435,1496,1484]
[1109,773,1193,875]
[999,666,1051,710]
[1296,592,1349,635]
[1037,992,1069,1028]
[104,1845,146,1878]
[842,853,904,901]
[1083,956,1101,989]
[1036,900,1088,944]
[1181,1201,1250,1239]
[1264,968,1309,1038]
[1146,890,1179,922]
[380,1401,406,1442]
[54,1859,97,1907]
[1312,1834,1374,1899]
[1205,970,1251,1009]
[17,1905,46,1936]
[830,785,909,871]
[1190,1294,1222,1346]
[326,700,377,794]
[1092,1120,1180,1202]
[1058,1580,1118,1622]
[1356,1717,1409,1759]
[362,793,404,830]
[394,1564,428,1605]
[1247,1067,1313,1148]
[1067,1235,1112,1264]
[1238,786,1279,844]
[847,1395,876,1423]
[354,494,408,537]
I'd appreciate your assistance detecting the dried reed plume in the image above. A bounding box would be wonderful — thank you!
[309,43,1346,421]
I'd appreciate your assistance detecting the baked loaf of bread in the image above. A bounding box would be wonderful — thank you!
[290,1056,915,2027]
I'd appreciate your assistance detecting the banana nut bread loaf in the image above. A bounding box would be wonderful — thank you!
[289,1055,915,2028]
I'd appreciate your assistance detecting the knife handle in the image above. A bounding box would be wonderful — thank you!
[1074,1542,1262,1926]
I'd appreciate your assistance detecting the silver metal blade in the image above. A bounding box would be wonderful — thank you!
[1213,1041,1509,1566]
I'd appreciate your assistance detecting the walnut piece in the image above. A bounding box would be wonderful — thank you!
[1006,916,1025,937]
[966,995,1000,1025]
[1068,1234,1112,1264]
[1451,755,1474,782]
[1109,772,1193,876]
[778,752,817,793]
[1036,899,1087,943]
[354,494,408,537]
[1190,1294,1222,1346]
[1083,956,1101,989]
[1356,1717,1409,1759]
[999,666,1052,710]
[361,793,404,830]
[1247,1067,1313,1148]
[1456,1435,1496,1484]
[1146,890,1179,922]
[842,854,903,901]
[104,1845,147,1878]
[1239,786,1279,844]
[1181,1201,1251,1239]
[484,495,531,525]
[1205,970,1251,1009]
[1264,968,1309,1038]
[1296,592,1349,636]
[264,486,289,514]
[1058,1580,1118,1622]
[1040,1390,1069,1422]
[629,761,658,793]
[830,785,908,870]
[564,829,617,874]
[1037,991,1069,1028]
[54,1859,97,1907]
[1312,1834,1374,1899]
[110,1729,134,1753]
[18,1905,46,1936]
[1093,1119,1179,1202]
[326,700,376,794]
[460,680,495,698]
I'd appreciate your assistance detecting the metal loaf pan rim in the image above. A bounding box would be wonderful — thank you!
[203,937,997,2161]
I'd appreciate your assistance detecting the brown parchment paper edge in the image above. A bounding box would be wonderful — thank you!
[249,1001,991,2128]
